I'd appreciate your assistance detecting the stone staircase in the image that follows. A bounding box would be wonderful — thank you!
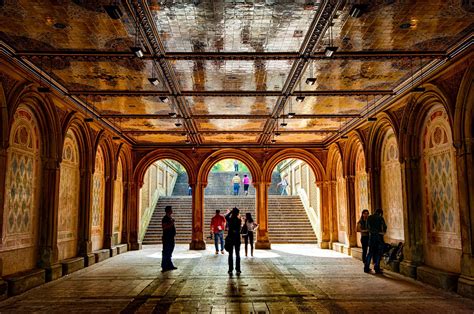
[142,195,317,244]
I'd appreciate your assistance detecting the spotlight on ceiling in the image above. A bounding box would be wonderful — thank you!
[295,96,305,102]
[130,46,144,58]
[181,132,187,136]
[280,122,288,127]
[287,112,295,119]
[349,5,363,18]
[324,46,338,57]
[367,117,377,122]
[175,122,182,127]
[412,86,426,93]
[148,77,159,86]
[305,77,317,86]
[112,135,121,140]
[185,138,191,144]
[159,96,169,103]
[103,5,123,19]
[37,86,51,93]
[275,132,281,137]
[169,112,177,117]
[84,118,94,123]
[341,135,349,139]
[271,139,276,144]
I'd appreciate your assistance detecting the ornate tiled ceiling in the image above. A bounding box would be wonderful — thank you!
[0,0,472,147]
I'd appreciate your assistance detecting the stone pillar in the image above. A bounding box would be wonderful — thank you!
[255,181,271,249]
[399,158,423,279]
[78,167,93,256]
[0,147,7,241]
[328,180,338,245]
[103,172,114,249]
[368,167,381,212]
[121,181,131,245]
[190,182,206,250]
[318,180,331,249]
[38,157,61,269]
[345,175,357,247]
[129,181,142,250]
[457,136,474,297]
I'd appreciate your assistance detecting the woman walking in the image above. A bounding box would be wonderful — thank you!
[357,209,370,263]
[225,207,242,275]
[243,212,259,257]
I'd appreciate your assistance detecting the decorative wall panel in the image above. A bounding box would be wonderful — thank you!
[91,146,105,251]
[113,159,123,245]
[336,157,347,243]
[381,129,404,242]
[2,107,40,251]
[58,130,80,260]
[422,107,461,250]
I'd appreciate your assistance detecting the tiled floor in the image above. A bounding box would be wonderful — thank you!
[0,244,473,313]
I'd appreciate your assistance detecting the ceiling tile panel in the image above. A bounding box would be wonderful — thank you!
[84,96,172,115]
[121,118,179,132]
[187,96,276,115]
[131,133,187,144]
[172,59,293,91]
[151,1,321,52]
[287,96,369,115]
[196,119,265,132]
[202,133,259,144]
[274,133,329,143]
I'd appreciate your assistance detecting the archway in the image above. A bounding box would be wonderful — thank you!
[268,158,320,244]
[139,159,190,245]
[91,145,106,251]
[57,129,81,260]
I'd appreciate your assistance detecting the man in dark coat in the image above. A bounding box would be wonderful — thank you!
[162,205,177,272]
[364,208,387,274]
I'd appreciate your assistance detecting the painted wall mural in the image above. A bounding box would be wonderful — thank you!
[336,157,347,243]
[422,106,461,251]
[91,145,105,251]
[58,130,80,260]
[380,129,404,242]
[2,107,40,250]
[113,158,123,245]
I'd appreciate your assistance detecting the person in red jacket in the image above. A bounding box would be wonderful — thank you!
[210,209,227,254]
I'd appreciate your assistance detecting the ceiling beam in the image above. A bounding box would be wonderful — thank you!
[16,51,446,60]
[123,130,338,134]
[103,113,360,119]
[71,90,393,96]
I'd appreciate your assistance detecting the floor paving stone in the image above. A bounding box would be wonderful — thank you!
[0,244,473,313]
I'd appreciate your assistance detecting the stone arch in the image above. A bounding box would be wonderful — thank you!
[91,144,106,251]
[57,128,81,260]
[344,131,366,177]
[262,149,324,184]
[61,115,93,170]
[1,105,42,275]
[367,112,401,170]
[134,149,196,187]
[113,156,124,245]
[454,64,474,146]
[0,83,8,148]
[326,143,344,180]
[199,149,262,186]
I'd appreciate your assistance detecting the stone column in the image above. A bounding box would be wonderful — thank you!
[457,137,474,297]
[38,157,61,269]
[103,172,114,249]
[345,175,357,247]
[190,182,206,250]
[318,180,331,249]
[328,180,338,245]
[399,157,423,279]
[129,181,142,250]
[121,181,131,245]
[255,181,271,249]
[0,147,7,242]
[368,167,381,212]
[78,167,93,256]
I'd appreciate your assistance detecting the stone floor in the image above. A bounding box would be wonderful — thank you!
[0,244,473,313]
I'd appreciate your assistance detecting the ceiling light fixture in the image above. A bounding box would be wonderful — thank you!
[367,117,377,122]
[287,112,295,119]
[175,122,182,127]
[341,134,348,139]
[275,132,281,137]
[84,117,94,123]
[305,60,316,85]
[169,112,177,117]
[130,46,144,58]
[112,135,121,140]
[324,23,338,58]
[280,122,288,127]
[295,96,305,102]
[148,60,160,86]
[271,139,276,144]
[103,5,123,20]
[159,96,169,103]
[37,86,51,93]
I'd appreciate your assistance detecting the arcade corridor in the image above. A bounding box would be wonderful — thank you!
[0,245,472,313]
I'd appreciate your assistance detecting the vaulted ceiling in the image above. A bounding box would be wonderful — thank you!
[0,0,472,147]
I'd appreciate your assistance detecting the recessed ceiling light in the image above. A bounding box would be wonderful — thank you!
[305,78,316,85]
[148,77,159,86]
[103,5,123,20]
[295,96,305,102]
[130,46,144,58]
[324,46,338,57]
[159,96,169,103]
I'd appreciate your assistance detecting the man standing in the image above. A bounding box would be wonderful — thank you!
[277,175,288,195]
[210,210,226,254]
[232,173,241,196]
[234,160,239,172]
[162,205,177,272]
[364,208,387,274]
